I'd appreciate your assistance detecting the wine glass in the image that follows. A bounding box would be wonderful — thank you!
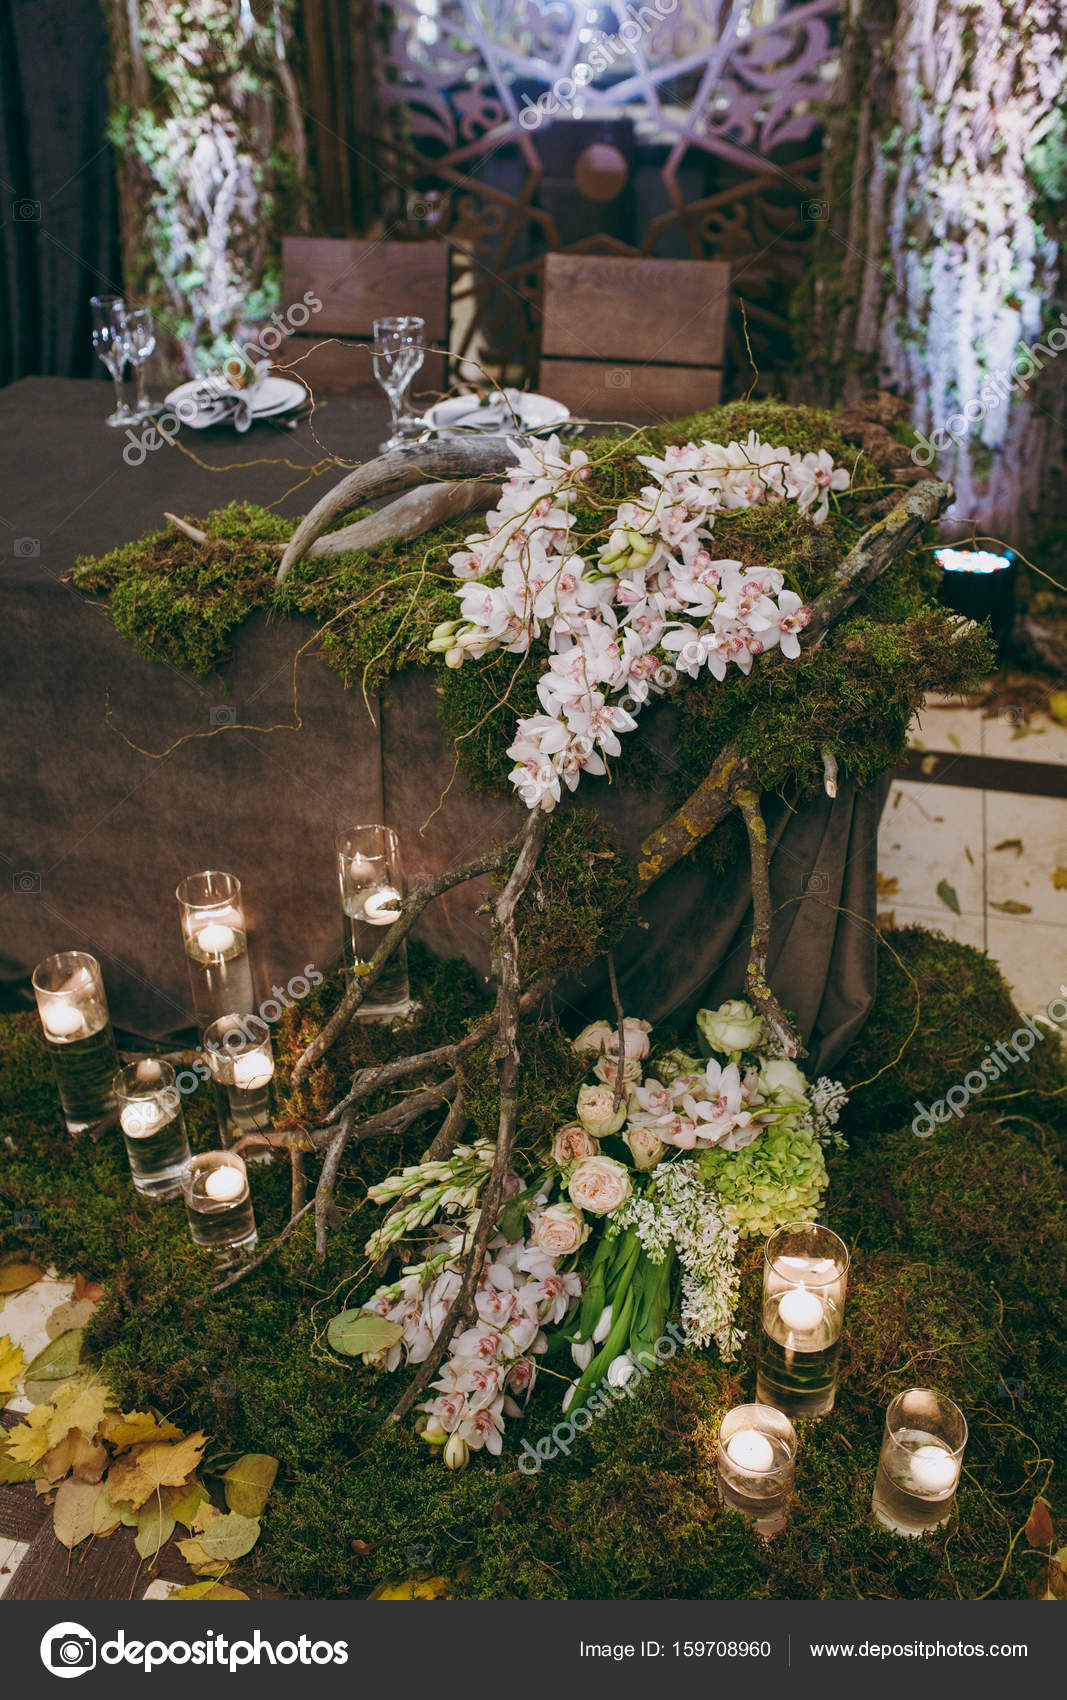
[124,307,159,417]
[90,295,135,427]
[373,316,426,451]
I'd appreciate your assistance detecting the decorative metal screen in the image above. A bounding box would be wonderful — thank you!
[375,0,840,383]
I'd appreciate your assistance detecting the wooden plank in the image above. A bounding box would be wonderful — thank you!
[282,237,450,338]
[541,254,730,365]
[280,336,447,400]
[539,357,723,423]
[0,1481,46,1543]
[4,1518,150,1601]
[895,748,1067,799]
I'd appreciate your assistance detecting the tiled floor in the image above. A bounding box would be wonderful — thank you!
[880,696,1067,1013]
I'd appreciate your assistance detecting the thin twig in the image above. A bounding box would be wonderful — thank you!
[732,783,804,1059]
[314,1108,356,1263]
[389,810,549,1423]
[290,835,521,1086]
[606,951,628,1114]
[290,1146,306,1214]
[213,1200,315,1294]
[424,1086,468,1162]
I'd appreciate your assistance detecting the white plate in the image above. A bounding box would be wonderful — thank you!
[163,374,307,420]
[421,389,570,436]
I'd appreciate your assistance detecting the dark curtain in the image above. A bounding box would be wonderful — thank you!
[0,0,120,386]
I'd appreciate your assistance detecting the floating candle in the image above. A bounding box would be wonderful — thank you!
[363,885,402,925]
[119,1099,165,1138]
[778,1285,824,1333]
[725,1428,775,1472]
[204,1164,245,1202]
[42,1001,86,1040]
[232,1051,274,1092]
[909,1442,958,1494]
[196,922,236,956]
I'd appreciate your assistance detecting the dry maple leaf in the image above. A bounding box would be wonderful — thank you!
[99,1410,183,1449]
[107,1432,207,1510]
[0,1335,23,1401]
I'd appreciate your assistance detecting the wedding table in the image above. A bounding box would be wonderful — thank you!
[0,378,885,1067]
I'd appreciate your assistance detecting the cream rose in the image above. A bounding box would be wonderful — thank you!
[758,1057,808,1104]
[532,1201,590,1257]
[568,1155,632,1216]
[697,999,765,1058]
[573,1020,615,1056]
[552,1121,600,1165]
[617,1017,652,1060]
[624,1126,667,1171]
[576,1083,628,1138]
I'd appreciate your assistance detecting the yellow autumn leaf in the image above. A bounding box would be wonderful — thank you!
[176,1535,228,1578]
[107,1432,207,1510]
[0,1335,23,1401]
[43,1377,113,1448]
[1053,867,1067,891]
[6,1404,57,1466]
[222,1454,278,1519]
[0,1262,44,1295]
[371,1574,453,1600]
[92,1486,122,1537]
[171,1582,249,1601]
[166,1480,210,1530]
[100,1410,184,1449]
[35,1429,108,1490]
[53,1478,101,1549]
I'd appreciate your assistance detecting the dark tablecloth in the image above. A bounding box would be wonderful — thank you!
[0,378,886,1070]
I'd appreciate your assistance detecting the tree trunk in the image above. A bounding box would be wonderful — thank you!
[803,0,1067,544]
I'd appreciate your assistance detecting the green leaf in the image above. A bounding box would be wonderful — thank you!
[22,1329,84,1405]
[223,1454,278,1519]
[989,899,1032,915]
[936,879,961,915]
[326,1310,405,1358]
[197,1511,261,1562]
[134,1501,176,1560]
[496,1196,527,1244]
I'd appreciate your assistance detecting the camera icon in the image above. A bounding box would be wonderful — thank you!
[14,1207,41,1232]
[14,537,40,557]
[405,1540,434,1567]
[996,705,1024,726]
[40,1623,97,1678]
[606,368,631,389]
[802,200,829,221]
[210,705,237,727]
[803,871,829,894]
[13,198,42,222]
[211,1373,238,1402]
[997,1375,1026,1401]
[12,870,41,894]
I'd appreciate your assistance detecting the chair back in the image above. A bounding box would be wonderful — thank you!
[539,253,729,422]
[280,236,450,397]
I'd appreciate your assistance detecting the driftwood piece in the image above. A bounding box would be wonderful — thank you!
[306,480,501,560]
[733,783,804,1058]
[276,436,519,582]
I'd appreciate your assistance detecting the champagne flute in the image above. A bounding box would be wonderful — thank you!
[373,316,426,451]
[124,307,159,417]
[91,295,136,427]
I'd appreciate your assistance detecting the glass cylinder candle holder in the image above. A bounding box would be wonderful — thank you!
[176,871,255,1033]
[757,1221,850,1418]
[113,1058,191,1199]
[203,1013,275,1144]
[33,951,119,1133]
[717,1403,797,1537]
[872,1387,968,1536]
[181,1151,257,1255]
[336,825,411,1018]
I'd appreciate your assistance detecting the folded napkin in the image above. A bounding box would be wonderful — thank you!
[444,388,527,432]
[183,361,272,431]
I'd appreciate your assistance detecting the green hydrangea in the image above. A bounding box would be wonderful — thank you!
[698,1120,829,1238]
[650,1050,704,1085]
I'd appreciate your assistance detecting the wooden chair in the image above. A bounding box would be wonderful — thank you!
[538,253,730,422]
[280,236,450,399]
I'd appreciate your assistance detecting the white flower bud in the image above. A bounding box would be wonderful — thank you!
[443,1433,469,1470]
[607,1353,637,1389]
[571,1338,595,1371]
[592,1304,613,1344]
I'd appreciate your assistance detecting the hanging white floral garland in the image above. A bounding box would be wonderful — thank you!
[429,431,851,810]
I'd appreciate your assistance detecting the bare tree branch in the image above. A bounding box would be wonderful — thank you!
[732,783,804,1059]
[605,951,628,1113]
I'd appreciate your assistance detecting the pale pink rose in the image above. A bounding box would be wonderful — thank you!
[567,1155,632,1216]
[552,1121,600,1164]
[572,1020,615,1056]
[532,1202,590,1257]
[576,1082,627,1137]
[593,1053,643,1088]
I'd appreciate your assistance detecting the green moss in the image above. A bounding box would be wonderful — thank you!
[71,404,992,804]
[1,919,1062,1601]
